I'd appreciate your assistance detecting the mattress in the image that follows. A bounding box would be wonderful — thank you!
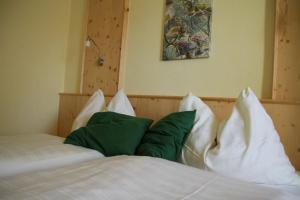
[0,133,104,177]
[0,156,299,200]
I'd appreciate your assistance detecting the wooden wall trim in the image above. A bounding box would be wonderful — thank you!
[79,0,90,93]
[117,0,129,90]
[272,0,280,99]
[81,0,128,95]
[272,0,300,101]
[59,93,300,105]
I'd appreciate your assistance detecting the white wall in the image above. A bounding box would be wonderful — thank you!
[0,0,71,134]
[124,0,275,98]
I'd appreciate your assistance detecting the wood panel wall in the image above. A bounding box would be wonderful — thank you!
[81,0,128,95]
[58,93,300,170]
[273,0,300,101]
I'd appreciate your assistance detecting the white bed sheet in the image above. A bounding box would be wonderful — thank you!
[268,171,300,197]
[0,133,104,177]
[0,156,299,200]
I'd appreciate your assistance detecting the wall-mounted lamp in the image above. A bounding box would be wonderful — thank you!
[85,36,104,66]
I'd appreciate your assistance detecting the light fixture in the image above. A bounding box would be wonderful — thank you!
[85,36,104,66]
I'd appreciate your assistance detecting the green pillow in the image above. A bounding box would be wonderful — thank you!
[64,112,153,156]
[136,111,196,161]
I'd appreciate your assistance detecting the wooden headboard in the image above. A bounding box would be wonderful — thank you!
[58,93,300,170]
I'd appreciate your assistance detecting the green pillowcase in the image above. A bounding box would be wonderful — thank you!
[136,111,196,161]
[64,112,153,156]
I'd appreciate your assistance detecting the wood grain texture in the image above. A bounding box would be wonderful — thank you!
[79,0,90,92]
[58,93,300,170]
[273,0,300,101]
[117,0,129,90]
[82,0,128,95]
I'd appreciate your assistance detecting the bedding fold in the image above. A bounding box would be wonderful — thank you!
[0,133,103,177]
[1,156,299,200]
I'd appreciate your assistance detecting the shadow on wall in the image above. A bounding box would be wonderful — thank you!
[262,0,275,99]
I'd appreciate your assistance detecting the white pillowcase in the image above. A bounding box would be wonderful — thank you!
[71,89,105,131]
[205,88,300,185]
[107,89,136,116]
[179,93,218,169]
[71,89,135,132]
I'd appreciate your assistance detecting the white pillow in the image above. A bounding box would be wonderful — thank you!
[205,88,300,185]
[107,89,135,116]
[71,89,105,131]
[179,93,218,169]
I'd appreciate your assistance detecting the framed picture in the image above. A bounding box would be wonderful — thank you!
[163,0,212,60]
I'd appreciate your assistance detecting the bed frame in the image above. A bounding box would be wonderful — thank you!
[58,93,300,170]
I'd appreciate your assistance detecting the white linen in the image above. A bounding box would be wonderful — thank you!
[179,93,218,169]
[107,89,135,116]
[0,133,104,177]
[0,156,299,200]
[71,89,105,131]
[205,88,300,185]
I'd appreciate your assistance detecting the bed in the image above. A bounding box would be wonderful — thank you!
[0,133,104,177]
[58,93,300,170]
[0,93,299,199]
[1,156,299,200]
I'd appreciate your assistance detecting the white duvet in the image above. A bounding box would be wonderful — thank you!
[0,133,104,177]
[0,156,299,200]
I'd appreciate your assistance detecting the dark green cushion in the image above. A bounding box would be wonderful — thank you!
[136,111,196,161]
[64,112,153,156]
